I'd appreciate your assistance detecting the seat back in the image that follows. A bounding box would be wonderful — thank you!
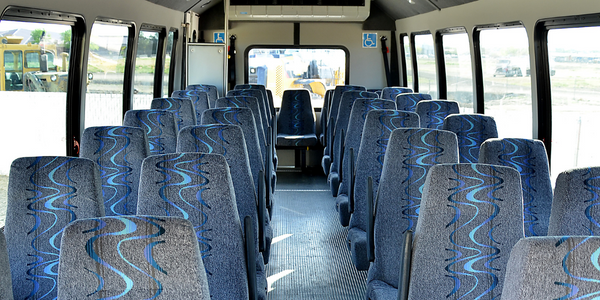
[330,91,378,171]
[327,86,367,140]
[57,216,211,299]
[227,89,271,130]
[337,99,396,196]
[123,109,178,155]
[443,114,498,163]
[416,99,460,129]
[367,128,458,293]
[395,92,432,112]
[172,90,210,124]
[479,138,552,237]
[277,89,316,136]
[5,156,105,299]
[186,84,219,107]
[201,107,264,187]
[216,96,267,144]
[137,153,251,299]
[502,236,600,300]
[380,86,413,101]
[80,126,150,216]
[151,97,197,130]
[349,110,420,233]
[548,166,600,236]
[235,84,269,114]
[408,163,524,299]
[320,89,334,145]
[177,124,260,229]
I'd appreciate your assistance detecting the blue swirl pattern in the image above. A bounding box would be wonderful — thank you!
[128,110,175,155]
[400,129,444,233]
[381,87,413,101]
[418,100,459,129]
[18,157,81,299]
[444,164,504,299]
[554,236,600,299]
[90,127,137,216]
[153,154,212,265]
[82,216,168,299]
[450,115,497,163]
[396,93,433,112]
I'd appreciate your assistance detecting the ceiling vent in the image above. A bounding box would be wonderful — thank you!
[229,0,370,22]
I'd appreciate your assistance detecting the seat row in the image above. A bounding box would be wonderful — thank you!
[0,83,279,299]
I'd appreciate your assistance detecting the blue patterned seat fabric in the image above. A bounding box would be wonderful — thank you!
[177,124,273,264]
[216,96,267,148]
[80,126,150,216]
[328,91,379,196]
[366,128,458,298]
[443,113,498,163]
[5,156,105,299]
[395,92,432,112]
[57,216,211,299]
[320,89,334,145]
[151,97,197,130]
[415,99,460,129]
[479,138,552,237]
[347,109,420,270]
[548,166,600,236]
[276,89,318,147]
[336,99,396,226]
[235,84,273,117]
[402,163,524,300]
[186,84,219,107]
[172,89,210,124]
[502,236,600,300]
[322,85,366,175]
[137,153,267,299]
[123,109,178,155]
[380,86,413,101]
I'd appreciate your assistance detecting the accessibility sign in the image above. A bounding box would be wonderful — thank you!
[363,33,377,48]
[214,32,226,43]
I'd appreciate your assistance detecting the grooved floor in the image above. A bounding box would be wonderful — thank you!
[266,170,367,299]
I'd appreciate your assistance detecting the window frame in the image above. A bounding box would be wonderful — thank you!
[1,6,86,156]
[399,33,409,88]
[534,13,600,164]
[243,44,351,87]
[473,21,526,114]
[89,17,136,120]
[137,23,167,99]
[410,30,435,95]
[164,28,178,97]
[435,27,469,101]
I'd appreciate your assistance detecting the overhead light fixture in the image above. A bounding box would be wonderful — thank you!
[408,0,415,3]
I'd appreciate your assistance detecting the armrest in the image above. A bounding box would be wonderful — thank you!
[257,170,266,253]
[348,148,355,214]
[397,230,414,300]
[367,176,375,262]
[337,129,345,179]
[244,216,257,300]
[328,116,334,152]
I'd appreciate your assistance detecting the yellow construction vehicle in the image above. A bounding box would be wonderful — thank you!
[1,35,69,92]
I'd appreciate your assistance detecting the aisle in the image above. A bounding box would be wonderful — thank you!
[266,170,367,299]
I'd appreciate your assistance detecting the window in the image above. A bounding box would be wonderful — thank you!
[442,31,474,113]
[402,35,413,90]
[478,26,531,138]
[548,26,600,177]
[85,22,131,127]
[414,33,438,98]
[133,29,160,109]
[25,51,40,69]
[246,47,348,108]
[163,30,176,97]
[0,18,75,226]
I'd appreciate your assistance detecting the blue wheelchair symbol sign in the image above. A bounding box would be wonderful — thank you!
[214,32,226,43]
[363,33,377,48]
